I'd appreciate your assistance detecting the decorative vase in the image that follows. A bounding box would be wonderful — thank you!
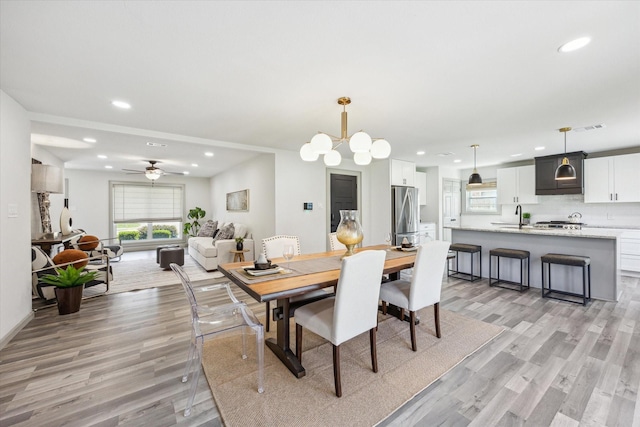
[55,285,84,315]
[336,210,364,259]
[236,241,243,251]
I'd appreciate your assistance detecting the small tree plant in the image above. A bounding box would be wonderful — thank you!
[183,207,206,237]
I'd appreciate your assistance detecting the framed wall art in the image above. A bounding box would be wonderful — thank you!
[226,189,249,211]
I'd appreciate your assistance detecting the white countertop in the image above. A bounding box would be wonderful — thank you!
[446,224,624,239]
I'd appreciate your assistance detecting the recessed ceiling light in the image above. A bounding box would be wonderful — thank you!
[111,100,131,109]
[205,152,214,157]
[105,165,113,169]
[453,159,462,163]
[97,154,107,159]
[511,153,522,157]
[416,151,425,156]
[558,37,591,53]
[183,171,190,175]
[83,137,97,143]
[191,163,198,167]
[535,146,545,151]
[146,142,167,147]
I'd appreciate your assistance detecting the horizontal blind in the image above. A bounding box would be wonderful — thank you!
[113,183,183,223]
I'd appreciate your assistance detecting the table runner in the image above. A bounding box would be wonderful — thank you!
[229,247,413,284]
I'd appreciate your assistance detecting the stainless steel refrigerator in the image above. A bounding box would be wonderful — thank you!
[391,186,420,246]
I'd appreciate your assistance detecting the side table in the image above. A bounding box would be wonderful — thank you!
[230,249,250,263]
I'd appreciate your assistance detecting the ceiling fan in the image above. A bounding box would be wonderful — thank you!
[122,160,183,181]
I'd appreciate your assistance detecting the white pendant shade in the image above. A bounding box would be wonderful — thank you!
[300,143,319,161]
[354,152,372,165]
[370,139,391,159]
[349,131,372,153]
[310,133,333,154]
[324,150,342,166]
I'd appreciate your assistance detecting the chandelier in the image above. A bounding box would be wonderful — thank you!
[299,97,391,166]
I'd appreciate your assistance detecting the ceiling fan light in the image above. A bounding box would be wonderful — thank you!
[555,159,576,180]
[349,131,372,153]
[310,133,333,154]
[145,169,162,180]
[370,139,391,159]
[324,150,342,166]
[354,151,372,165]
[300,143,319,161]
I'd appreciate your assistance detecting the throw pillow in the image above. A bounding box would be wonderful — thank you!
[233,223,248,239]
[78,235,99,251]
[53,249,89,269]
[197,220,218,237]
[212,223,235,244]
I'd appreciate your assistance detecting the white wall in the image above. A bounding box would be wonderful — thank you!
[62,169,211,241]
[210,154,276,248]
[0,91,33,345]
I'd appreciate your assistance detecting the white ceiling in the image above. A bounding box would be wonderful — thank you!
[1,1,639,178]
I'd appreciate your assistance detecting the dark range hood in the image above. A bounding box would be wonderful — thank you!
[535,151,587,195]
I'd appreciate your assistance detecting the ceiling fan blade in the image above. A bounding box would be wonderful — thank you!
[164,171,185,175]
[122,169,144,173]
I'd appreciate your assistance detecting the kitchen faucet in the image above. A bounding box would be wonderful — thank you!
[515,205,523,229]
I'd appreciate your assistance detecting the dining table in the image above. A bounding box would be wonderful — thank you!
[218,244,417,378]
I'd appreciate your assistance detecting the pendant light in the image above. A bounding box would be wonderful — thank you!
[555,127,576,180]
[468,144,482,185]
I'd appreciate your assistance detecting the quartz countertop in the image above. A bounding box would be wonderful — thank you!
[445,224,624,239]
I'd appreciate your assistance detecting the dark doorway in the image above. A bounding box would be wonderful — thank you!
[330,174,358,232]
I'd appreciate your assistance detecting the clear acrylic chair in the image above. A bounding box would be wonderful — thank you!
[170,263,264,417]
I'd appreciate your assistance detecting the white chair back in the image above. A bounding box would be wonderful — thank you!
[332,250,386,345]
[262,235,301,258]
[329,232,346,251]
[408,241,451,311]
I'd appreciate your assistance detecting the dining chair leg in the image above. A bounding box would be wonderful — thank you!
[265,301,270,332]
[295,323,303,363]
[370,328,378,373]
[381,301,387,315]
[434,302,441,339]
[182,340,196,382]
[333,344,342,397]
[400,308,405,322]
[410,311,417,352]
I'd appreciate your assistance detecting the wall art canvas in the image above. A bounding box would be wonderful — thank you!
[226,189,249,211]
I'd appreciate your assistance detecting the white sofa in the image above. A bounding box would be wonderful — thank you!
[187,223,255,271]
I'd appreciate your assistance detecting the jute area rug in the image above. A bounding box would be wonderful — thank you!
[202,306,504,427]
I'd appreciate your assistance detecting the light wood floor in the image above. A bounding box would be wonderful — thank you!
[2,252,638,426]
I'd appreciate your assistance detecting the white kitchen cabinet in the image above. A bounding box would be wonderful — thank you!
[391,159,415,186]
[584,153,640,203]
[620,230,640,273]
[416,171,427,205]
[497,165,538,204]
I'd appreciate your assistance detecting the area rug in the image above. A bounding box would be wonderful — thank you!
[201,306,504,427]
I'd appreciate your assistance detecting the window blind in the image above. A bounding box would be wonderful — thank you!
[112,183,184,223]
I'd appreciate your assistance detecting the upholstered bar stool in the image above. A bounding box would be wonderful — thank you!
[489,248,530,292]
[541,253,591,306]
[448,243,481,282]
[159,247,184,269]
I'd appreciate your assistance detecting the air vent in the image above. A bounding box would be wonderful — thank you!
[146,142,167,147]
[574,124,606,132]
[437,152,455,156]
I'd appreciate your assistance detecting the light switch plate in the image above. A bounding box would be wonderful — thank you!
[8,203,18,218]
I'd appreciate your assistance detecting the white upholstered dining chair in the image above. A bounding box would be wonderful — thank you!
[170,263,264,417]
[295,250,386,397]
[379,240,450,351]
[328,232,346,251]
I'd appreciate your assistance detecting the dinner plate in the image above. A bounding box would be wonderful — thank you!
[243,265,282,276]
[395,246,418,252]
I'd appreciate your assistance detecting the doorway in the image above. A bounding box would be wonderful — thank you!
[442,179,461,242]
[329,173,358,232]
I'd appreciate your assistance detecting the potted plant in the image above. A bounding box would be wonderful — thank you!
[40,265,98,315]
[235,236,244,251]
[522,212,531,225]
[183,207,206,237]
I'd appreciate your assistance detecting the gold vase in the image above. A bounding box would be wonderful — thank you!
[336,210,363,259]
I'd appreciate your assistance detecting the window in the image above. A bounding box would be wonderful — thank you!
[464,181,498,214]
[111,182,184,243]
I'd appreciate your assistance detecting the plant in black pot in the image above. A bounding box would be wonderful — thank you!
[40,265,98,315]
[235,236,244,251]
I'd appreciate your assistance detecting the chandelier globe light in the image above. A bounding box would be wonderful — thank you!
[300,97,390,166]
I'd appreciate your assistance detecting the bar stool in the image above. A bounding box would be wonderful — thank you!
[541,253,591,306]
[448,243,481,282]
[489,248,530,292]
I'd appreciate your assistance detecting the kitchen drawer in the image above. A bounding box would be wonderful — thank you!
[621,254,640,272]
[621,239,640,256]
[621,230,640,239]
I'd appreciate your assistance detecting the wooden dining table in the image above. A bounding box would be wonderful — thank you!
[218,244,417,378]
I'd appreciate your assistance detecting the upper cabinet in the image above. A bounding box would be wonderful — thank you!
[416,171,427,205]
[390,159,415,186]
[584,153,640,203]
[535,151,586,195]
[497,165,538,204]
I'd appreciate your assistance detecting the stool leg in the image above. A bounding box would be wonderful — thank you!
[470,253,474,281]
[479,251,482,280]
[489,254,493,286]
[527,257,530,289]
[497,256,500,285]
[541,261,545,298]
[588,265,591,301]
[519,258,523,292]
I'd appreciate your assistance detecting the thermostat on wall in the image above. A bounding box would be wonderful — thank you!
[303,202,313,211]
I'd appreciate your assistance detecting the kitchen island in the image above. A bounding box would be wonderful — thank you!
[448,225,623,301]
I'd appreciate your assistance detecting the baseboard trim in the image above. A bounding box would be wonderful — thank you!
[0,310,34,351]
